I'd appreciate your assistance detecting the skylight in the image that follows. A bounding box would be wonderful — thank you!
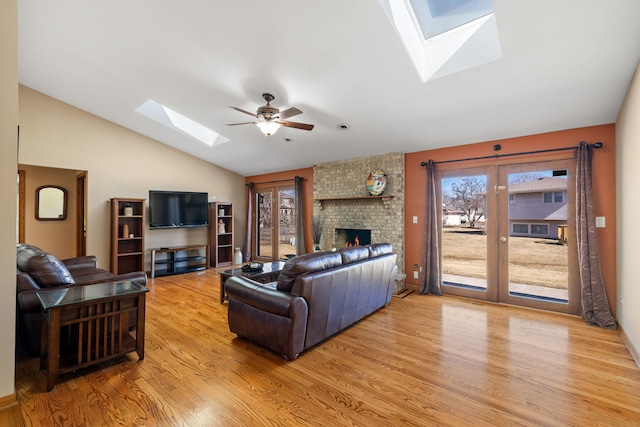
[378,0,502,81]
[135,100,229,147]
[409,0,494,39]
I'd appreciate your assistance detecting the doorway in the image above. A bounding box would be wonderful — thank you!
[17,166,88,257]
[439,159,580,314]
[253,183,297,262]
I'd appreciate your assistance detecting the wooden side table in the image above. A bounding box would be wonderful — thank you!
[37,280,149,391]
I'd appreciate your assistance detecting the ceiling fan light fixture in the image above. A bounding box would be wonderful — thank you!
[256,120,281,137]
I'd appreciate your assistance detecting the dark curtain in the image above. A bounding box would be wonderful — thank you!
[576,142,616,329]
[420,160,442,295]
[243,183,255,262]
[294,176,306,255]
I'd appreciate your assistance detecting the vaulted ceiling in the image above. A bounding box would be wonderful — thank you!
[18,1,640,176]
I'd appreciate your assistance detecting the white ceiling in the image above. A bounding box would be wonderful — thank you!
[17,1,640,176]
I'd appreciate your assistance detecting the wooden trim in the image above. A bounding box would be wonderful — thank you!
[0,393,18,411]
[76,172,87,256]
[17,169,25,243]
[619,324,640,369]
[313,195,395,209]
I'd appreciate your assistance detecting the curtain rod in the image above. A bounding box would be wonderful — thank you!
[420,142,603,167]
[246,176,303,186]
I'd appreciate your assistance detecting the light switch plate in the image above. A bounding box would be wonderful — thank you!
[596,216,605,228]
[412,216,418,224]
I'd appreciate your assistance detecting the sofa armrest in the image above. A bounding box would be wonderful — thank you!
[62,256,98,271]
[85,271,148,287]
[226,275,308,360]
[112,271,148,286]
[16,271,41,293]
[226,275,300,317]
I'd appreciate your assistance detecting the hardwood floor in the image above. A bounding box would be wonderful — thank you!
[4,270,640,426]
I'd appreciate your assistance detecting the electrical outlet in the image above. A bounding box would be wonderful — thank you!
[413,271,419,279]
[596,216,606,228]
[413,216,418,224]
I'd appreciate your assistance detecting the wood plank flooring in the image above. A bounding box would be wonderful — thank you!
[3,270,640,426]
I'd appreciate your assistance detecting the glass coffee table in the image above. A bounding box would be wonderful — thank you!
[218,261,286,303]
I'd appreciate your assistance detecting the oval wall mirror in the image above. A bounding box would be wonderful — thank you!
[36,185,67,220]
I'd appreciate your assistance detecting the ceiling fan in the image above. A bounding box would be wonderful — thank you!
[226,93,314,137]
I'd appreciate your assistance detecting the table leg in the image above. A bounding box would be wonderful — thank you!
[136,294,146,360]
[219,274,229,303]
[46,308,61,391]
[39,309,48,370]
[150,249,156,279]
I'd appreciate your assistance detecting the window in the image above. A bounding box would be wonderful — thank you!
[135,99,229,147]
[554,192,563,203]
[531,224,549,235]
[379,0,501,81]
[513,224,528,234]
[409,0,495,39]
[544,192,564,204]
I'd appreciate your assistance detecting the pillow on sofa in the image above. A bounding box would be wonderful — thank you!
[338,246,370,264]
[17,244,75,287]
[276,251,343,292]
[368,243,393,258]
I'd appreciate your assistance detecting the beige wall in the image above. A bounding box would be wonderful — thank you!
[0,0,18,403]
[18,86,246,271]
[616,60,640,353]
[19,165,79,259]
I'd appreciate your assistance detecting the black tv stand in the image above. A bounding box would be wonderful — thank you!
[149,245,210,278]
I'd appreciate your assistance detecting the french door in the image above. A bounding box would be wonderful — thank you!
[253,183,297,262]
[439,159,580,314]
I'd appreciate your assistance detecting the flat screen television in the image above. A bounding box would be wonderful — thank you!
[149,190,209,229]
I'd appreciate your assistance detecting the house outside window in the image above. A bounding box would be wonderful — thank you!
[543,191,564,203]
[531,224,549,235]
[513,223,528,234]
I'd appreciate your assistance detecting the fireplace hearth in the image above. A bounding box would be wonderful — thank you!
[335,228,371,247]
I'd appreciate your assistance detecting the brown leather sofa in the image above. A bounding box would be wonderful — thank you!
[16,243,147,355]
[225,243,397,360]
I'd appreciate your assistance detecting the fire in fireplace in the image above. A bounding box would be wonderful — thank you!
[335,228,372,247]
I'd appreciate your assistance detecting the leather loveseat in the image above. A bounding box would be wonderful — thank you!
[225,243,397,360]
[16,243,148,355]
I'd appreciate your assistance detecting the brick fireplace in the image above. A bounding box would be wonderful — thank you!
[313,152,404,291]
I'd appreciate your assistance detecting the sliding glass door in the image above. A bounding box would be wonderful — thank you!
[440,167,497,301]
[253,184,297,262]
[439,160,579,314]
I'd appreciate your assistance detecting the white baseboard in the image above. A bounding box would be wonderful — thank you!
[619,324,640,369]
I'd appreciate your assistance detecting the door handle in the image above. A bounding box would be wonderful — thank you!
[500,236,507,242]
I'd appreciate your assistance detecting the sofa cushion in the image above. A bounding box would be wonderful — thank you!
[17,248,75,288]
[276,251,343,292]
[338,246,370,264]
[368,243,393,258]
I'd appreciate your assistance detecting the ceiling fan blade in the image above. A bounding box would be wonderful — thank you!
[278,107,303,120]
[225,121,257,126]
[277,120,314,131]
[229,106,257,117]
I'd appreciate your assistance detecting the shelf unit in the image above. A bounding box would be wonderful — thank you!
[110,198,145,274]
[209,202,234,267]
[149,245,210,278]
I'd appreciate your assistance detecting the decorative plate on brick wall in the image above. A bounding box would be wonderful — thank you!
[367,170,387,196]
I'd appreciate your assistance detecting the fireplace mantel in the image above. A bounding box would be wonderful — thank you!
[314,195,394,209]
